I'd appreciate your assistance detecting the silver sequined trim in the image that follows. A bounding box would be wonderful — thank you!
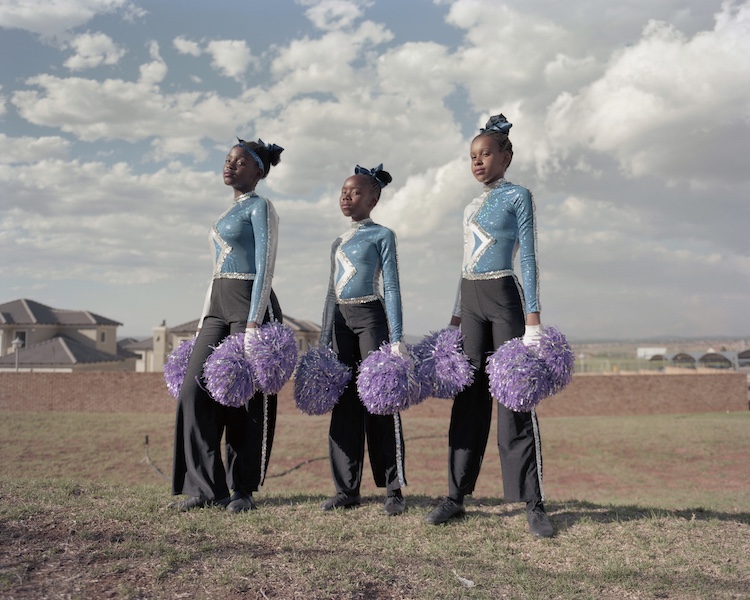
[336,294,380,305]
[214,273,257,281]
[258,394,269,489]
[393,412,407,488]
[462,268,514,281]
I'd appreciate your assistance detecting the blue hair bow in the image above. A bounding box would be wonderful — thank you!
[258,138,284,155]
[480,114,512,135]
[354,163,386,187]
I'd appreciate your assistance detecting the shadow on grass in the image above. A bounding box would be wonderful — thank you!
[258,493,750,527]
[549,499,750,527]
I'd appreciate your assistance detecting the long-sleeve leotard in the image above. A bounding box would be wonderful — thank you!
[452,179,540,317]
[199,191,279,326]
[320,218,403,345]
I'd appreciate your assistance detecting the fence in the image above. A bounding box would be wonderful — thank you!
[1,371,747,417]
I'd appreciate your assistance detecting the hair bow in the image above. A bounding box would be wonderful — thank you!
[480,114,512,135]
[258,138,284,155]
[354,164,386,187]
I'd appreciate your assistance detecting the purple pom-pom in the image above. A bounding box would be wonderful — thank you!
[357,343,420,415]
[487,338,552,412]
[246,321,299,396]
[203,333,257,408]
[536,326,575,394]
[294,345,352,415]
[164,337,196,399]
[413,328,474,401]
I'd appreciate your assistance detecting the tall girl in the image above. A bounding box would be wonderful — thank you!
[425,115,554,537]
[172,138,284,513]
[318,164,408,516]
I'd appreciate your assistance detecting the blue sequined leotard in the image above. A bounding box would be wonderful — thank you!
[320,218,403,345]
[453,179,540,315]
[199,191,279,326]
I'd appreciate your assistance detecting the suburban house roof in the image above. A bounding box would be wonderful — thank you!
[281,316,321,333]
[166,316,321,337]
[120,337,155,351]
[168,319,200,335]
[0,335,123,367]
[0,298,121,327]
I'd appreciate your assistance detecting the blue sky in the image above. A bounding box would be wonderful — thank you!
[2,0,749,341]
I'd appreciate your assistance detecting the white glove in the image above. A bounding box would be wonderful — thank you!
[244,327,260,358]
[391,341,413,365]
[522,324,544,348]
[447,324,459,331]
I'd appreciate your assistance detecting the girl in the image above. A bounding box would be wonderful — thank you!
[172,138,284,513]
[318,164,408,516]
[425,115,554,537]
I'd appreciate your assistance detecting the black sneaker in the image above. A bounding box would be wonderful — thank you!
[526,500,554,538]
[424,497,465,524]
[227,491,257,513]
[320,492,361,511]
[383,493,406,516]
[172,496,229,511]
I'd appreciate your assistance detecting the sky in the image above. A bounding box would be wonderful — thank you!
[1,0,749,342]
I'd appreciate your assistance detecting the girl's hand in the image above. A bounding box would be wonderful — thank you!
[244,324,259,357]
[522,324,544,347]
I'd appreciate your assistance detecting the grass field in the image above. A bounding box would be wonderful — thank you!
[1,409,749,598]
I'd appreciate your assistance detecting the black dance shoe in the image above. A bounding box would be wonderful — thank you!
[383,492,406,516]
[320,492,361,511]
[526,500,554,538]
[227,492,257,513]
[172,496,229,511]
[424,497,465,524]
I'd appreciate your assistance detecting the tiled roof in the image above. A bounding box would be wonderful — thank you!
[168,315,320,335]
[0,298,121,327]
[283,315,321,333]
[121,338,155,351]
[0,335,124,367]
[169,319,200,334]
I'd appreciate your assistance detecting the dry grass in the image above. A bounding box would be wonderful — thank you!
[1,409,749,598]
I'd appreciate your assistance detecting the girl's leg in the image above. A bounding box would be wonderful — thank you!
[225,289,282,496]
[483,277,543,503]
[326,306,366,497]
[172,315,231,502]
[447,280,494,501]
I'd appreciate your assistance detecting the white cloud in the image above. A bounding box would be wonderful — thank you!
[173,36,202,57]
[0,0,137,38]
[139,40,167,85]
[299,0,366,31]
[0,134,71,164]
[541,2,750,186]
[205,39,258,82]
[64,31,125,70]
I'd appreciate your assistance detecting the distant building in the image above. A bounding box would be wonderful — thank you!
[637,347,668,360]
[654,351,740,370]
[0,298,133,372]
[125,316,322,373]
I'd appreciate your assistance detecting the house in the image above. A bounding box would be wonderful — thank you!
[0,298,133,372]
[124,316,323,373]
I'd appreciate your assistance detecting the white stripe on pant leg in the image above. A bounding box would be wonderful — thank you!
[530,408,544,501]
[258,394,269,490]
[393,413,407,488]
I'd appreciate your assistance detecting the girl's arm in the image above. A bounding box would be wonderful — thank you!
[247,198,279,325]
[515,188,540,315]
[318,239,340,346]
[378,228,403,343]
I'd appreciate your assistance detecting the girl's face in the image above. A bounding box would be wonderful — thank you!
[470,136,511,185]
[223,146,263,194]
[340,174,378,221]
